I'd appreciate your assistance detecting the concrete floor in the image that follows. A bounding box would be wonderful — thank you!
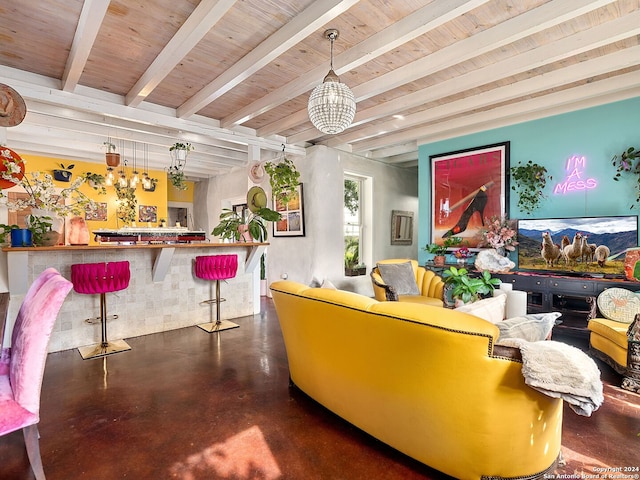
[1,298,638,479]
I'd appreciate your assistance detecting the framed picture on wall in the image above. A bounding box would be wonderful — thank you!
[273,183,305,237]
[430,142,509,248]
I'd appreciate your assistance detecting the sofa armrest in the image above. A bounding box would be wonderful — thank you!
[370,270,398,301]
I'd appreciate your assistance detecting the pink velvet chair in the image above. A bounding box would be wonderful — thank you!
[194,254,239,333]
[0,268,72,480]
[71,261,131,359]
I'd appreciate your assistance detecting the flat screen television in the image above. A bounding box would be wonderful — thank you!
[517,215,638,278]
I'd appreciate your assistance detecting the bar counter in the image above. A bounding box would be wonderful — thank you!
[1,242,267,353]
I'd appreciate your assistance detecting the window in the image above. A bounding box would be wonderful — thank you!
[344,174,365,275]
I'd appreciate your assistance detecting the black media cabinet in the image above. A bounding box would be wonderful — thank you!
[494,272,638,338]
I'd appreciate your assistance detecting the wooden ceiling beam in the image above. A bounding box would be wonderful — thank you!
[62,0,111,92]
[352,73,640,152]
[176,0,361,119]
[222,0,489,128]
[322,41,640,148]
[265,0,616,140]
[125,0,237,107]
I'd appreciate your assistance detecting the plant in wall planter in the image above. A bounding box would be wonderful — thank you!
[103,141,120,167]
[83,171,107,194]
[143,177,158,192]
[53,163,74,182]
[612,146,640,208]
[264,155,300,205]
[510,160,552,215]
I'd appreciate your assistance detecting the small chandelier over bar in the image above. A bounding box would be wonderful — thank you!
[307,29,356,135]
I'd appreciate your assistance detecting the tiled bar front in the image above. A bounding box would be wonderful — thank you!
[2,244,264,353]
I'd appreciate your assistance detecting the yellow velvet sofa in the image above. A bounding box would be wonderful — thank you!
[370,259,444,307]
[270,280,563,480]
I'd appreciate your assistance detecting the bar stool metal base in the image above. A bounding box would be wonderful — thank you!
[197,320,239,333]
[78,339,131,360]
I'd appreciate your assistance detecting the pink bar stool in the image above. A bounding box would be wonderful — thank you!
[71,261,131,359]
[194,254,239,333]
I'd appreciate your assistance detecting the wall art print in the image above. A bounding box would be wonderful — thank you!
[273,183,305,237]
[139,205,157,223]
[85,202,107,221]
[430,142,509,248]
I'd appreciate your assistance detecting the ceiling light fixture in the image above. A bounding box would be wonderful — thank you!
[307,29,356,135]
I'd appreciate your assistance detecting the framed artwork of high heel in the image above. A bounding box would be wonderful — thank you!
[430,142,510,248]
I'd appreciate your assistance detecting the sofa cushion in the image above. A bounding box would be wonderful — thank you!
[596,288,640,324]
[455,295,506,324]
[588,318,629,350]
[496,312,561,343]
[377,261,419,295]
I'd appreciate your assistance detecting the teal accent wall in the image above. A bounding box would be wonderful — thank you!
[417,96,640,264]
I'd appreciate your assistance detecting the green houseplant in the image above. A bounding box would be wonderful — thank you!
[212,206,280,242]
[167,167,187,191]
[114,184,137,227]
[424,236,462,266]
[612,146,640,208]
[510,160,552,214]
[442,266,500,305]
[0,223,19,245]
[26,214,59,246]
[83,171,107,194]
[264,156,300,205]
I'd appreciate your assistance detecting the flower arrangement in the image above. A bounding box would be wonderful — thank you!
[477,215,518,252]
[1,151,97,217]
[453,246,470,259]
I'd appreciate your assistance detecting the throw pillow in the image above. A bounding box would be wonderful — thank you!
[377,262,420,296]
[596,288,640,324]
[496,312,562,343]
[455,294,506,324]
[321,279,337,290]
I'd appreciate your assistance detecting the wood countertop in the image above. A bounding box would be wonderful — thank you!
[2,242,268,252]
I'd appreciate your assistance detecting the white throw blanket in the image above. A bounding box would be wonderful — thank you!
[499,339,604,416]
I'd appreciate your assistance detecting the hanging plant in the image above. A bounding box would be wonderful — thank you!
[264,155,300,205]
[612,146,640,208]
[167,167,188,191]
[510,160,552,215]
[114,183,137,226]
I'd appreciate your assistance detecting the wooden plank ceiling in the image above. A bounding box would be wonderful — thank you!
[0,0,639,179]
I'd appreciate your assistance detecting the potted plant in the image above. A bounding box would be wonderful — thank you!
[169,142,193,161]
[84,171,107,194]
[510,160,552,214]
[26,214,60,246]
[442,266,500,306]
[103,142,120,167]
[167,167,187,191]
[260,253,268,296]
[0,223,19,246]
[53,163,74,182]
[212,206,280,242]
[264,156,300,205]
[612,146,640,208]
[424,236,462,266]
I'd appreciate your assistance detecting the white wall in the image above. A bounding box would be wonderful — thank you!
[206,145,418,297]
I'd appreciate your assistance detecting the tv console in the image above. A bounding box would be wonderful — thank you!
[494,271,638,338]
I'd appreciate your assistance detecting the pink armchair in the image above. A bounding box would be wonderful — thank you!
[0,268,72,479]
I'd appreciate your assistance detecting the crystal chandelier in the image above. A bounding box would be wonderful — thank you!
[307,29,356,135]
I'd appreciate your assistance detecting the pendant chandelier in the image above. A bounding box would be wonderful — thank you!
[307,29,356,135]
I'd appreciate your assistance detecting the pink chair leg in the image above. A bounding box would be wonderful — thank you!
[23,424,46,480]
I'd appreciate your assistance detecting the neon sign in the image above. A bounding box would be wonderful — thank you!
[553,155,597,194]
